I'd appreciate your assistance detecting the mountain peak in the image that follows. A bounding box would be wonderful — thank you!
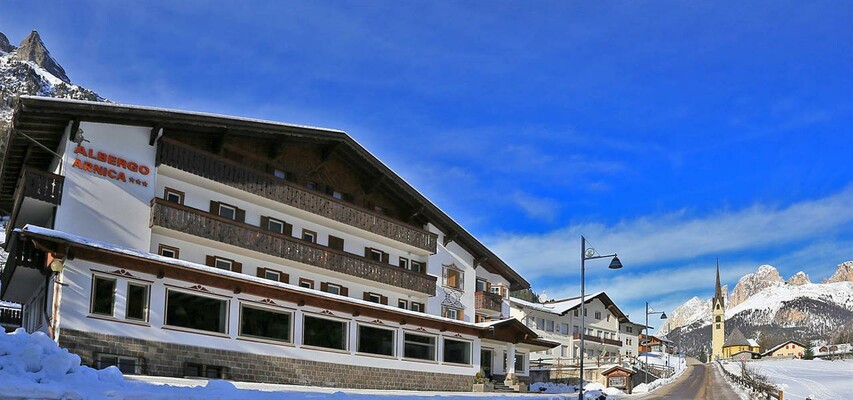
[0,32,15,53]
[824,261,853,284]
[15,30,71,84]
[729,264,783,308]
[787,271,810,286]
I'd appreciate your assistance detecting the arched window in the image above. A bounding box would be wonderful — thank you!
[715,316,721,322]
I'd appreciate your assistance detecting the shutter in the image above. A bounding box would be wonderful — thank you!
[457,310,464,321]
[320,282,329,293]
[235,208,246,223]
[205,255,215,267]
[256,267,266,278]
[209,201,220,215]
[232,261,242,273]
[364,248,372,258]
[260,216,270,231]
[280,273,289,284]
[380,295,388,305]
[381,252,389,264]
[363,292,371,301]
[340,286,348,297]
[284,222,293,236]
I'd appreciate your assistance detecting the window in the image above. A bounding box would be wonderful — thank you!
[584,308,587,317]
[443,265,464,290]
[502,351,525,373]
[410,261,424,273]
[328,235,344,251]
[490,285,502,297]
[164,188,184,204]
[573,325,579,334]
[626,326,633,333]
[214,257,233,271]
[273,169,287,180]
[366,248,387,263]
[331,191,344,200]
[184,363,223,379]
[307,181,318,191]
[443,339,471,365]
[267,218,285,234]
[442,306,462,320]
[239,304,291,342]
[264,270,281,281]
[398,299,408,309]
[476,279,489,292]
[91,276,116,316]
[411,302,423,312]
[536,318,544,330]
[126,282,149,321]
[303,315,347,350]
[302,229,316,243]
[398,257,409,269]
[218,203,237,220]
[365,292,382,304]
[298,278,314,289]
[546,320,555,332]
[358,324,395,356]
[158,244,179,259]
[325,283,342,295]
[165,290,228,333]
[404,333,436,361]
[573,309,579,317]
[95,354,141,374]
[715,316,721,322]
[595,311,601,320]
[561,323,570,335]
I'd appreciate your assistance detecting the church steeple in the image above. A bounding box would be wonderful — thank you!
[715,258,722,300]
[711,258,726,360]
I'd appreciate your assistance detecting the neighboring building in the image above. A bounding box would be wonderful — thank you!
[0,96,557,391]
[620,321,645,359]
[762,340,806,359]
[711,262,725,361]
[721,328,760,358]
[639,334,674,354]
[508,292,631,384]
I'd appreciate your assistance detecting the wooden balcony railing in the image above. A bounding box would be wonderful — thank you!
[16,167,64,205]
[150,199,437,295]
[0,306,22,328]
[573,332,623,347]
[157,139,438,253]
[475,291,503,313]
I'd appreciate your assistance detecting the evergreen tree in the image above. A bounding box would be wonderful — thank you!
[803,340,814,360]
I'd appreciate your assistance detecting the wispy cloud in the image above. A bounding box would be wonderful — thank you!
[512,192,561,222]
[487,186,853,281]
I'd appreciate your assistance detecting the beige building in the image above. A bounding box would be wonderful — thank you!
[762,340,806,359]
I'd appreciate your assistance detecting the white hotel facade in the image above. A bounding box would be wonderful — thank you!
[0,97,557,390]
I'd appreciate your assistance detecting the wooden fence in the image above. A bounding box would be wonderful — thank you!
[717,361,783,400]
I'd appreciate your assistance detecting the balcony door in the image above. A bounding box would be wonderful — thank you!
[480,349,493,379]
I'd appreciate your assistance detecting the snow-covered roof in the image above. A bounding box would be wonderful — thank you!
[723,328,752,348]
[762,340,806,355]
[747,339,759,348]
[510,293,602,315]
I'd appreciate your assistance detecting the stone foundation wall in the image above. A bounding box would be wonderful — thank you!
[58,329,471,391]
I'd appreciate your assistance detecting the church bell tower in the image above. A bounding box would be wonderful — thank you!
[711,259,725,361]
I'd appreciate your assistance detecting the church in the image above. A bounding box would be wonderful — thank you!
[711,262,725,360]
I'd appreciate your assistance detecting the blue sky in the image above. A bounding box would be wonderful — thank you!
[3,1,852,327]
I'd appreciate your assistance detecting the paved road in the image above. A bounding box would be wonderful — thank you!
[636,359,741,400]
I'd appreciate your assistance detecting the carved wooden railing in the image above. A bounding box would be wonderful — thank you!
[17,167,64,205]
[475,291,503,313]
[0,306,22,328]
[157,139,438,253]
[150,199,437,295]
[573,332,623,347]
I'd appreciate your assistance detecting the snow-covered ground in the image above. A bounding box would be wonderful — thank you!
[0,328,577,399]
[721,359,853,400]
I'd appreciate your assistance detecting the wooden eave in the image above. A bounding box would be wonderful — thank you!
[0,96,530,290]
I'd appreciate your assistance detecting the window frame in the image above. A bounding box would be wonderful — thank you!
[266,217,286,234]
[356,322,397,358]
[163,288,230,335]
[366,292,382,304]
[264,270,281,281]
[409,261,424,273]
[237,302,294,344]
[217,203,237,220]
[298,278,314,289]
[442,337,473,366]
[398,257,409,269]
[301,313,349,352]
[95,353,142,375]
[213,257,233,271]
[442,264,464,290]
[302,229,317,243]
[411,302,423,312]
[326,283,342,296]
[90,275,117,317]
[403,331,437,362]
[398,299,408,309]
[125,281,151,322]
[158,244,180,259]
[163,187,185,205]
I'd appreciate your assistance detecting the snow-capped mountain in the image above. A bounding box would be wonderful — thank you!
[0,30,104,121]
[665,262,853,358]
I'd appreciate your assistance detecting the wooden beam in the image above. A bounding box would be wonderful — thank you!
[148,125,162,146]
[68,119,80,143]
[362,175,385,195]
[268,139,287,160]
[321,141,342,161]
[213,131,228,155]
[443,232,458,247]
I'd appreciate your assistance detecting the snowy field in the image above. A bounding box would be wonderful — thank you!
[0,329,582,400]
[721,359,853,400]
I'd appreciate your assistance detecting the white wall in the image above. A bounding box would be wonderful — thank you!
[54,122,157,251]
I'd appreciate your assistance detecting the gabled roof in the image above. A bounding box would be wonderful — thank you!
[509,291,629,323]
[723,327,751,348]
[0,96,529,289]
[762,340,807,356]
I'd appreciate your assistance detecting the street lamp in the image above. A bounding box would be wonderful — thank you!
[644,302,667,383]
[578,236,622,400]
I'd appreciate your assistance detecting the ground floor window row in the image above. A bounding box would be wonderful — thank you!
[90,278,474,365]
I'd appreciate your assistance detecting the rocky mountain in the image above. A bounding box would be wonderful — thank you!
[664,262,853,358]
[0,30,105,158]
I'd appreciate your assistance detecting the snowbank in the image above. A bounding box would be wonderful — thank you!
[528,381,620,399]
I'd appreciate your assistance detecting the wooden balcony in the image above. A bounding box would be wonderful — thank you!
[475,290,503,313]
[157,139,438,253]
[16,167,64,205]
[150,199,437,295]
[573,332,622,347]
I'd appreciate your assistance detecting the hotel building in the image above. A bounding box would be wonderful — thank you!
[0,96,557,390]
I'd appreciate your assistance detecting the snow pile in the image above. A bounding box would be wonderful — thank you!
[632,353,688,394]
[0,328,125,399]
[528,381,620,398]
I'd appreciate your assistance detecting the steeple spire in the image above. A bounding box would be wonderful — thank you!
[715,258,721,298]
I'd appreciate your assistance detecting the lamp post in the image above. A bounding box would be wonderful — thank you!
[578,236,622,400]
[644,302,667,383]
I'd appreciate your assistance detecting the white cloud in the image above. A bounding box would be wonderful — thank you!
[486,186,853,281]
[512,192,561,222]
